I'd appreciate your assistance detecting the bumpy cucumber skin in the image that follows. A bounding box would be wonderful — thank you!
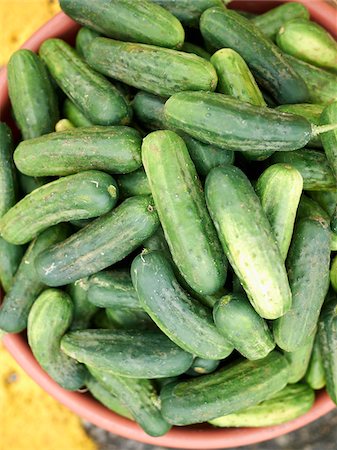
[205,166,291,320]
[88,366,171,437]
[285,331,316,384]
[35,196,159,287]
[14,126,142,176]
[209,383,314,427]
[7,49,59,140]
[186,358,220,377]
[0,238,23,293]
[200,8,309,104]
[320,102,337,182]
[160,351,289,425]
[87,38,218,98]
[142,130,226,295]
[0,123,16,218]
[213,293,275,360]
[61,329,193,378]
[27,289,87,390]
[67,278,98,330]
[131,251,233,360]
[40,39,132,126]
[0,170,118,245]
[256,163,303,261]
[164,92,312,152]
[305,334,326,390]
[270,149,336,191]
[117,168,151,198]
[182,42,211,60]
[63,99,93,127]
[0,224,70,333]
[18,173,51,195]
[75,27,101,59]
[274,218,330,352]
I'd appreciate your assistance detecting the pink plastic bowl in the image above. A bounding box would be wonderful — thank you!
[1,1,336,448]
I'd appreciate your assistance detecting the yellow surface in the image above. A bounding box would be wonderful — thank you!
[0,0,61,65]
[0,342,97,450]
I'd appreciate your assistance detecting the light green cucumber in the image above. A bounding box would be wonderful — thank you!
[285,331,316,384]
[117,168,151,198]
[63,99,93,127]
[331,256,337,292]
[55,119,75,132]
[67,278,98,330]
[321,101,337,181]
[305,334,326,390]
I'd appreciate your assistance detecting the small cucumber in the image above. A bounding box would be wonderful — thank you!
[160,351,289,425]
[105,307,153,330]
[256,163,303,260]
[18,173,51,195]
[0,170,118,245]
[131,251,233,360]
[39,39,132,126]
[321,102,337,181]
[309,190,337,217]
[182,42,211,60]
[213,293,275,360]
[331,256,337,292]
[27,288,87,390]
[274,218,331,352]
[285,331,316,384]
[0,123,16,218]
[67,278,98,330]
[205,166,291,320]
[63,99,93,127]
[305,334,326,390]
[0,238,23,293]
[132,91,166,131]
[61,329,193,378]
[87,38,218,98]
[55,119,75,132]
[117,168,151,198]
[186,358,220,377]
[75,27,101,59]
[296,195,330,227]
[35,196,159,287]
[7,49,59,139]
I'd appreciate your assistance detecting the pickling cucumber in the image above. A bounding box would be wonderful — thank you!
[305,334,326,390]
[117,168,151,198]
[75,27,101,59]
[63,99,93,127]
[0,238,23,293]
[186,358,220,377]
[0,123,16,218]
[285,331,316,384]
[321,102,337,181]
[18,174,51,195]
[67,278,98,330]
[182,42,211,60]
[105,307,153,330]
[309,190,337,217]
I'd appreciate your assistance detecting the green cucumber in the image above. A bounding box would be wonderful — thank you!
[186,358,220,377]
[297,195,330,226]
[0,170,118,245]
[105,307,153,330]
[308,190,337,217]
[182,42,211,60]
[209,383,314,427]
[27,289,87,390]
[61,329,193,378]
[14,126,142,176]
[131,251,233,360]
[0,123,16,218]
[331,256,337,292]
[274,218,331,352]
[205,166,291,320]
[160,351,289,425]
[277,19,337,72]
[87,38,218,98]
[132,91,166,131]
[117,168,151,198]
[88,366,170,437]
[7,49,59,140]
[55,119,75,132]
[35,196,159,287]
[67,278,98,330]
[76,27,101,59]
[63,99,93,127]
[18,173,51,195]
[285,331,316,384]
[332,205,337,233]
[0,238,23,293]
[142,226,171,258]
[256,163,303,260]
[200,8,309,103]
[213,293,275,360]
[39,39,132,126]
[305,334,326,390]
[142,130,226,295]
[321,102,337,181]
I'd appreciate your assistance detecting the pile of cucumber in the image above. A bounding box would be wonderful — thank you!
[1,0,337,437]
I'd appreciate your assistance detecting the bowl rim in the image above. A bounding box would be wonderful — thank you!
[1,1,337,448]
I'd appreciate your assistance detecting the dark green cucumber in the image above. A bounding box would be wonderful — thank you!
[274,218,331,352]
[0,238,23,293]
[39,39,132,126]
[75,27,101,59]
[297,195,330,225]
[0,123,16,218]
[285,331,316,384]
[18,173,51,195]
[88,366,170,436]
[160,351,289,425]
[186,358,220,377]
[61,329,193,378]
[63,99,93,127]
[205,166,291,320]
[7,49,59,140]
[14,126,142,176]
[182,42,211,60]
[309,190,337,217]
[209,383,314,427]
[142,130,226,295]
[200,8,309,103]
[35,196,159,287]
[132,92,167,131]
[305,334,326,390]
[67,278,98,330]
[60,0,184,49]
[213,293,275,360]
[27,289,87,390]
[256,163,303,260]
[105,307,153,330]
[87,38,218,98]
[131,251,233,360]
[117,168,151,198]
[321,102,337,181]
[0,170,118,245]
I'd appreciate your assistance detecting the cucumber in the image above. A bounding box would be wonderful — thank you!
[67,278,98,330]
[88,366,171,437]
[132,91,166,131]
[63,99,93,127]
[186,358,220,377]
[142,226,171,258]
[27,289,87,390]
[0,123,16,218]
[297,195,330,226]
[142,130,226,295]
[0,170,118,245]
[160,351,289,425]
[117,168,151,198]
[285,331,316,384]
[14,126,142,177]
[18,173,51,195]
[332,206,337,234]
[131,251,233,360]
[61,329,193,378]
[331,256,337,292]
[270,149,336,191]
[55,119,75,132]
[305,334,326,390]
[87,38,218,98]
[60,0,184,49]
[209,383,314,427]
[76,27,101,59]
[213,293,275,360]
[274,218,331,352]
[7,49,59,139]
[251,2,310,40]
[39,39,132,126]
[256,163,303,260]
[321,102,337,181]
[205,166,291,320]
[309,190,337,217]
[200,8,309,104]
[0,224,70,333]
[35,196,159,287]
[0,238,23,293]
[105,307,153,330]
[277,19,337,72]
[182,42,211,60]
